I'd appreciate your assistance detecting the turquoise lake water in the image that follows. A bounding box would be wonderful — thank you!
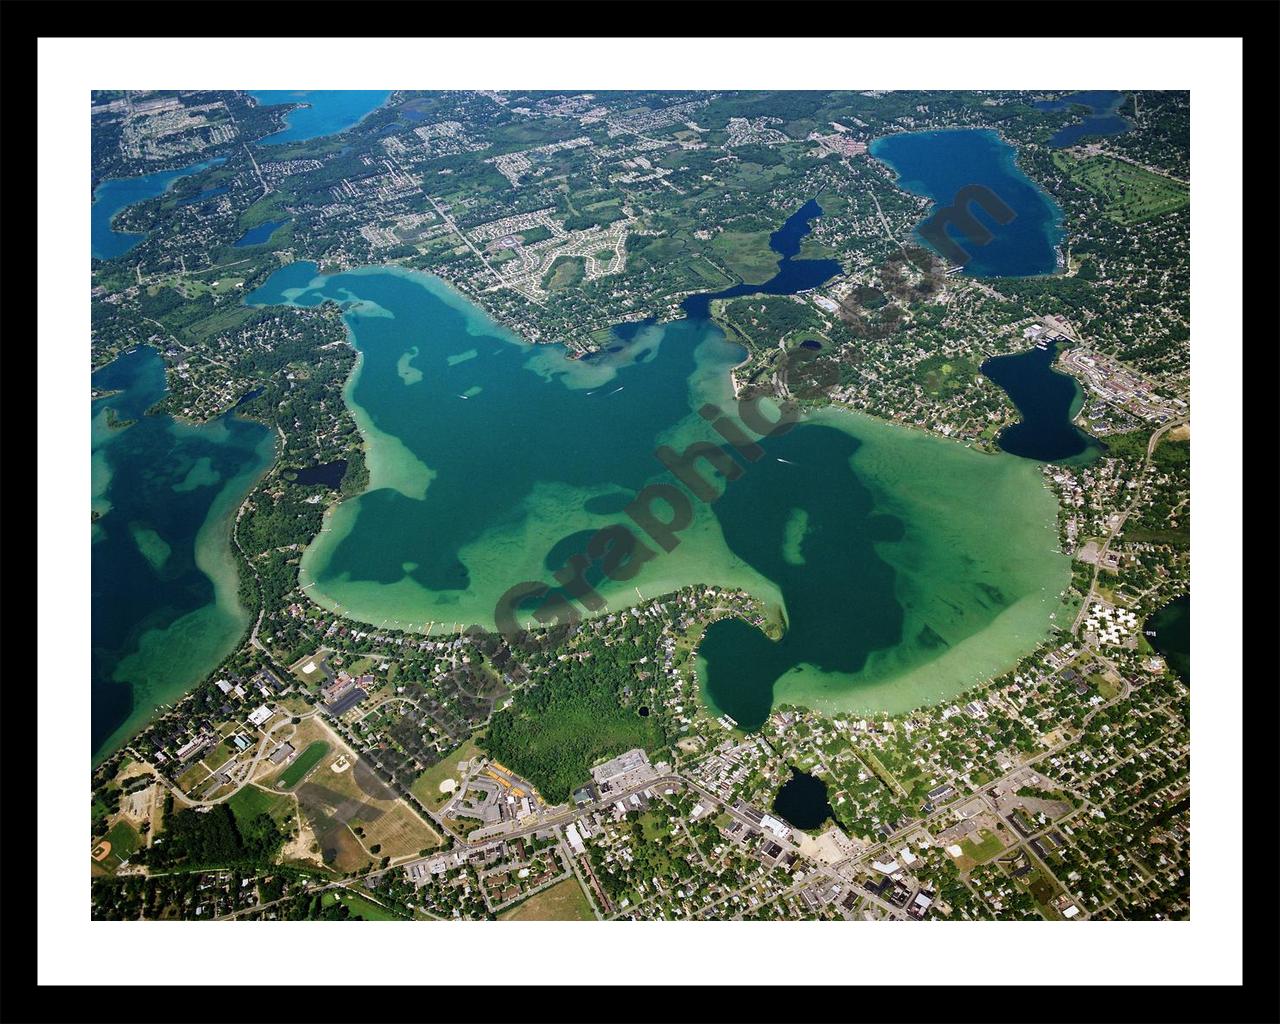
[246,221,1069,729]
[250,91,391,144]
[92,131,1082,752]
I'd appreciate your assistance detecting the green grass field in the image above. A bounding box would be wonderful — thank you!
[709,229,780,285]
[94,819,142,873]
[639,809,672,842]
[237,193,293,232]
[629,234,686,271]
[228,784,296,829]
[176,762,208,792]
[797,237,838,261]
[498,877,595,921]
[107,819,140,858]
[1027,872,1059,906]
[276,741,330,789]
[912,354,979,398]
[687,256,734,289]
[210,736,241,766]
[542,255,585,292]
[1053,152,1188,225]
[960,829,1006,865]
[322,889,410,921]
[410,736,484,811]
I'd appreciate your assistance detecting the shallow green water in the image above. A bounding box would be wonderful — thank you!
[91,346,273,762]
[699,407,1070,724]
[247,261,1069,725]
[249,264,784,632]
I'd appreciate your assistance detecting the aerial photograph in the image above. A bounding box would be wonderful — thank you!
[87,87,1191,924]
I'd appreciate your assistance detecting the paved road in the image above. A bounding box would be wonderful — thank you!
[156,710,313,809]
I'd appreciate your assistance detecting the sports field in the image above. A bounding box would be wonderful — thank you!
[409,736,484,811]
[92,819,141,873]
[276,741,330,788]
[959,828,1007,865]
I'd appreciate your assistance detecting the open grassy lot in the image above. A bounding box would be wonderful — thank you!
[288,650,333,686]
[1090,671,1123,701]
[798,237,838,261]
[1052,152,1188,225]
[912,354,980,399]
[318,826,370,874]
[276,741,330,789]
[498,877,595,921]
[959,828,1007,866]
[639,810,673,842]
[322,888,410,921]
[709,229,780,285]
[409,736,484,811]
[293,733,442,867]
[628,233,686,271]
[686,256,734,289]
[1027,871,1060,907]
[176,762,208,792]
[358,802,443,859]
[227,784,297,830]
[279,694,314,715]
[209,735,242,767]
[542,255,585,292]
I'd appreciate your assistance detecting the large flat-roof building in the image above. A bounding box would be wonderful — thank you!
[591,748,656,793]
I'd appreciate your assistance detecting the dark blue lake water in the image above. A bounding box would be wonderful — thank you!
[1145,594,1189,683]
[288,459,348,489]
[773,767,834,830]
[250,90,391,145]
[1035,91,1132,148]
[177,185,229,207]
[681,198,842,318]
[92,158,225,260]
[92,346,272,760]
[981,341,1101,463]
[234,219,288,247]
[870,129,1063,277]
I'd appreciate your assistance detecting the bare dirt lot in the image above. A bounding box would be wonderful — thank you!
[287,719,442,870]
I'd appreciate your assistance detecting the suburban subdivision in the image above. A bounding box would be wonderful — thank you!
[90,88,1190,922]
